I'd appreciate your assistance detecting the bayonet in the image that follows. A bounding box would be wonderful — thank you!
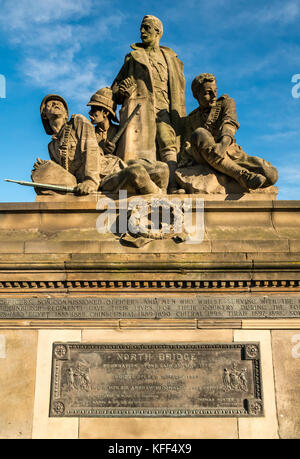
[5,179,76,193]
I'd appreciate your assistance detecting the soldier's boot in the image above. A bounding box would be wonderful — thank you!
[148,164,169,192]
[160,150,185,194]
[234,168,266,190]
[135,160,169,192]
[207,154,266,191]
[126,164,162,195]
[167,159,179,193]
[214,156,266,190]
[191,129,266,191]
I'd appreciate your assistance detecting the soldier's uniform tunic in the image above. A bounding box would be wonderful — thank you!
[48,114,101,191]
[180,95,278,187]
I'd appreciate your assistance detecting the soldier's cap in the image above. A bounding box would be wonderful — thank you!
[87,87,118,122]
[40,94,69,135]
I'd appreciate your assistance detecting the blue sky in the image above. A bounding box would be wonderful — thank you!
[0,0,300,202]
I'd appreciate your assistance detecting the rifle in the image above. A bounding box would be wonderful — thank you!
[5,179,77,193]
[5,104,142,193]
[110,103,141,144]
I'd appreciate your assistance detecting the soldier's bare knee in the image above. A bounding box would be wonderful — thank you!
[191,128,215,152]
[264,167,279,187]
[191,128,214,145]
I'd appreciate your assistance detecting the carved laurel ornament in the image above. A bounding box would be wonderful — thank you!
[127,197,184,240]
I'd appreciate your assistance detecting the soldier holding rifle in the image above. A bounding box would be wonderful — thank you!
[87,88,169,195]
[32,94,101,195]
[9,91,169,196]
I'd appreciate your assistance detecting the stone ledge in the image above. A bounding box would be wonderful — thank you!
[2,198,300,212]
[0,200,298,290]
[0,200,299,234]
[0,318,300,330]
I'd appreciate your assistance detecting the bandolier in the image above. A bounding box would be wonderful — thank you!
[35,94,101,193]
[56,117,74,171]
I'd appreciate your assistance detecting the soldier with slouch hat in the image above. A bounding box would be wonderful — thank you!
[33,94,101,195]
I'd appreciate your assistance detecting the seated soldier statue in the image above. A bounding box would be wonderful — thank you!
[33,94,101,195]
[87,87,119,154]
[87,87,170,195]
[87,87,126,184]
[178,73,278,193]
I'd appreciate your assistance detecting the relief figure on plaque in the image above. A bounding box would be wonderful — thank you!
[67,361,91,392]
[67,367,75,390]
[176,73,278,194]
[223,363,248,392]
[32,94,101,195]
[112,15,186,193]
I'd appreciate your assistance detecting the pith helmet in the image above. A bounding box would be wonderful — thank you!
[40,94,69,135]
[87,87,118,122]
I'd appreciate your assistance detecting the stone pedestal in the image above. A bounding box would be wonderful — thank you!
[0,198,299,439]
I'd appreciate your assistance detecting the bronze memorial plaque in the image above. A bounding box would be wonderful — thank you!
[49,342,263,418]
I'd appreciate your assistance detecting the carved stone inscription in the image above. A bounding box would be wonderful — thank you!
[49,342,263,417]
[1,296,300,319]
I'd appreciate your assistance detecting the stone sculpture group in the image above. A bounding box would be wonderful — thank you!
[32,15,278,197]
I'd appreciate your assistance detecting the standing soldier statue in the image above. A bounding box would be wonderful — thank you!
[112,15,186,193]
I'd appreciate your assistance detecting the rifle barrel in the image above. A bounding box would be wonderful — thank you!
[111,103,141,144]
[5,179,76,193]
